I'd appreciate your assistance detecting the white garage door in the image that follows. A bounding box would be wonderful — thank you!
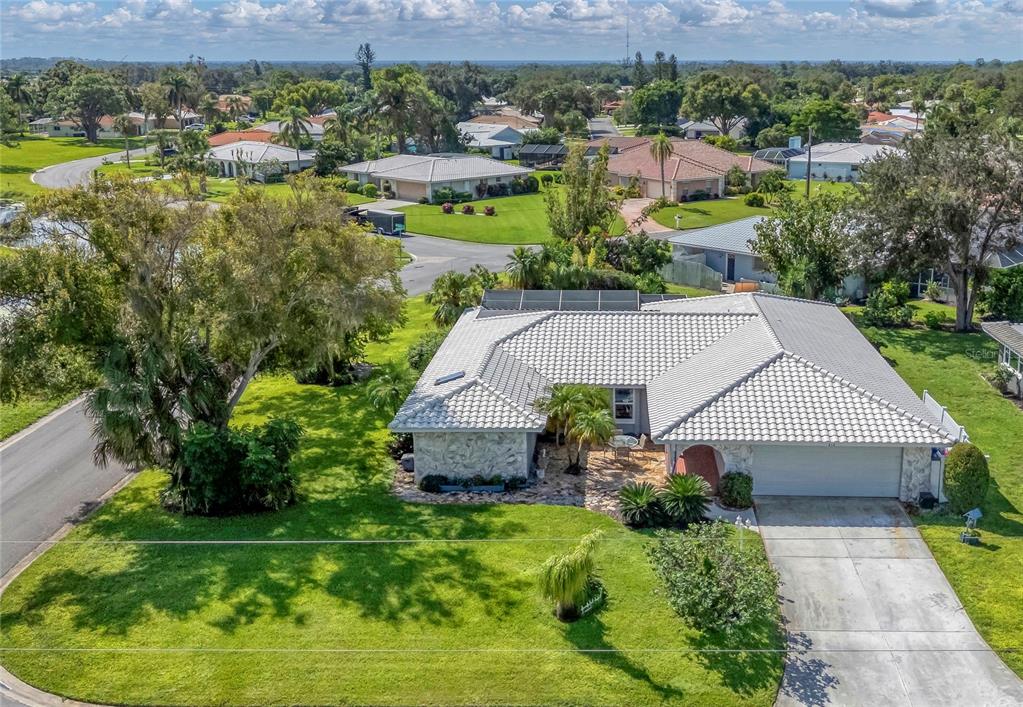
[752,445,903,497]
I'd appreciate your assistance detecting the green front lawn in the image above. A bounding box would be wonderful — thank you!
[0,296,784,706]
[650,180,855,231]
[848,305,1023,676]
[0,394,75,441]
[0,135,143,200]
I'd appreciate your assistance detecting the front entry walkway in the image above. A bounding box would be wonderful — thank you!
[756,497,1023,707]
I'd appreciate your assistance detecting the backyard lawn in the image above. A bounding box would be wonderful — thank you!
[649,180,856,231]
[0,135,142,200]
[847,302,1023,677]
[0,294,784,706]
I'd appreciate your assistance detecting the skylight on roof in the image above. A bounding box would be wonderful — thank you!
[434,371,465,385]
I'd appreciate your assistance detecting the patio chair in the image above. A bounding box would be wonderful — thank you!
[617,446,630,460]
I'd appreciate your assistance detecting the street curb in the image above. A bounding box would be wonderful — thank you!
[0,397,85,450]
[0,459,135,707]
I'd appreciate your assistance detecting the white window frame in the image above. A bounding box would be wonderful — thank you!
[613,388,635,424]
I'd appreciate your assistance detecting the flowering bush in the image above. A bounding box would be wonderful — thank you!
[462,204,475,215]
[441,202,454,214]
[484,205,496,216]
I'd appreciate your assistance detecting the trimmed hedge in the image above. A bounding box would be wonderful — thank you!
[944,442,990,514]
[719,471,753,509]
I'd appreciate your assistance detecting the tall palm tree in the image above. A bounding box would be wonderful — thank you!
[112,114,135,168]
[537,530,603,622]
[4,74,31,135]
[278,105,312,162]
[164,73,193,131]
[567,408,616,471]
[649,131,673,201]
[198,94,219,125]
[323,105,353,144]
[225,95,246,121]
[505,246,542,289]
[425,271,480,326]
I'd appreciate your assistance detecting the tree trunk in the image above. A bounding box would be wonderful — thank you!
[660,160,667,202]
[953,269,972,332]
[555,601,579,622]
[125,138,131,169]
[224,343,275,423]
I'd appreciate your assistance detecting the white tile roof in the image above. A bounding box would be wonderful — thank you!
[340,154,532,184]
[206,141,315,163]
[390,293,956,446]
[789,142,899,165]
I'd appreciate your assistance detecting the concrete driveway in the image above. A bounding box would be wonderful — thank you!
[32,146,154,189]
[388,233,518,296]
[757,497,1023,707]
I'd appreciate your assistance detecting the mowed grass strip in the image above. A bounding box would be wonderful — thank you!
[0,135,142,200]
[0,297,784,706]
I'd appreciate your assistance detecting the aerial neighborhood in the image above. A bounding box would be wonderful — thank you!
[1,15,1022,707]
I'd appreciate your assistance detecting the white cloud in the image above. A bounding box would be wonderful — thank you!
[11,0,95,23]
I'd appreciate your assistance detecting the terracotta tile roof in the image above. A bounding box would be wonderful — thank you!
[467,114,540,130]
[587,136,650,152]
[606,138,775,182]
[867,111,896,123]
[208,130,275,147]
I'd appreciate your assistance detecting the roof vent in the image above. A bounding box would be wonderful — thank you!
[434,371,465,385]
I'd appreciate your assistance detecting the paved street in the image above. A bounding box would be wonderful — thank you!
[759,497,1023,707]
[390,232,518,295]
[31,146,153,189]
[587,116,621,139]
[0,400,129,577]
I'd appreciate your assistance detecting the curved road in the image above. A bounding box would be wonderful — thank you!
[32,145,154,189]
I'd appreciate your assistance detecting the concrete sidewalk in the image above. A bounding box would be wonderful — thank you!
[757,497,1023,707]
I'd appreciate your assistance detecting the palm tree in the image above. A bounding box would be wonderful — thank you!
[505,246,543,289]
[164,73,192,131]
[323,105,353,144]
[225,95,246,121]
[365,365,415,416]
[198,94,220,125]
[4,74,31,135]
[911,95,925,132]
[658,474,711,526]
[649,131,673,201]
[425,271,480,326]
[567,408,616,472]
[537,530,603,622]
[278,105,312,162]
[112,114,135,168]
[535,385,583,446]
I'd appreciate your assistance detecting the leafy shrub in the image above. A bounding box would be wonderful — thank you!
[360,183,378,198]
[509,179,525,195]
[524,175,540,192]
[484,205,496,216]
[991,365,1015,394]
[719,471,753,509]
[417,196,428,204]
[658,474,711,526]
[387,432,413,460]
[553,172,564,184]
[925,280,944,302]
[433,186,456,203]
[418,474,446,493]
[944,442,990,514]
[619,481,663,528]
[475,183,488,198]
[703,134,739,152]
[636,272,667,294]
[862,281,913,327]
[979,268,1023,321]
[407,330,447,371]
[648,520,779,634]
[462,204,475,215]
[923,310,948,330]
[540,173,554,187]
[744,192,766,207]
[172,418,303,516]
[441,202,454,214]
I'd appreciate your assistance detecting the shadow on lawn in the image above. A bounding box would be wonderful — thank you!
[3,378,535,635]
[563,614,688,702]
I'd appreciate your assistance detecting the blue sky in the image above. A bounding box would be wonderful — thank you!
[2,0,1021,63]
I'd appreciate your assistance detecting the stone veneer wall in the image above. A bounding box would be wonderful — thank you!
[709,443,754,474]
[900,446,934,502]
[412,431,528,483]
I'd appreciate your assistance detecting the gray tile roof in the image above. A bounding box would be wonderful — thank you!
[390,293,956,445]
[666,216,765,256]
[789,142,898,165]
[982,321,1023,354]
[206,141,315,163]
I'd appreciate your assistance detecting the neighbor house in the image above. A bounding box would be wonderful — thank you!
[456,121,525,159]
[466,111,541,131]
[676,118,747,140]
[518,143,601,168]
[605,138,775,200]
[982,321,1023,397]
[664,217,865,297]
[787,142,897,182]
[751,146,805,166]
[28,118,84,137]
[207,129,275,147]
[339,153,533,202]
[390,291,961,501]
[251,119,325,142]
[206,140,315,180]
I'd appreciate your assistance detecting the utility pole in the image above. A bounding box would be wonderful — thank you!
[805,126,813,198]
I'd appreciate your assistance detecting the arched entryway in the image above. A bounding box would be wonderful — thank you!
[675,444,724,493]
